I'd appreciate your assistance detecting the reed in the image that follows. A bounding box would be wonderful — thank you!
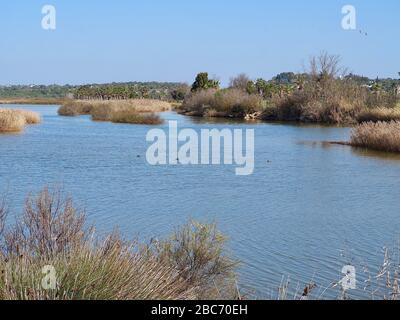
[0,188,238,300]
[111,110,163,125]
[356,108,400,123]
[350,121,400,153]
[180,89,263,119]
[15,110,42,124]
[0,109,41,133]
[0,110,26,132]
[58,99,170,125]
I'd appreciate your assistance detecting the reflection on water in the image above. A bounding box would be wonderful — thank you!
[350,147,400,162]
[1,105,400,299]
[316,140,400,163]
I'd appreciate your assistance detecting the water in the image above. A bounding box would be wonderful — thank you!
[1,105,400,299]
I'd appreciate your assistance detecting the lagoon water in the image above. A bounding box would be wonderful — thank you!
[1,105,400,299]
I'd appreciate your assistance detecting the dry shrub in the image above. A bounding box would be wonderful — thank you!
[0,188,238,300]
[350,121,400,153]
[272,91,309,121]
[58,100,169,125]
[156,221,239,299]
[263,53,398,124]
[0,110,26,133]
[181,89,217,116]
[90,103,122,121]
[0,109,41,133]
[58,101,93,116]
[357,108,400,123]
[111,111,163,125]
[181,89,262,119]
[3,188,87,258]
[15,110,41,125]
[269,80,364,124]
[214,89,263,117]
[58,99,170,117]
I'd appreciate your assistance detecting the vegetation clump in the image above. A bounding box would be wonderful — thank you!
[0,109,41,133]
[350,121,400,153]
[356,108,400,123]
[180,53,400,124]
[111,111,163,125]
[58,99,169,125]
[0,188,238,300]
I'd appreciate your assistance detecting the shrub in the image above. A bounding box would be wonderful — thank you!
[111,111,163,125]
[0,109,41,133]
[90,103,121,121]
[15,110,41,124]
[181,89,263,119]
[357,108,400,123]
[350,121,400,153]
[181,89,218,116]
[58,101,93,116]
[0,110,26,133]
[0,188,238,300]
[214,89,263,116]
[229,74,252,92]
[156,221,239,299]
[58,100,169,126]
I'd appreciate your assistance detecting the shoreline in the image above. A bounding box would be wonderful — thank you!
[0,98,67,105]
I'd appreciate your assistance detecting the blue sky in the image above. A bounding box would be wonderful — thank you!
[0,0,399,85]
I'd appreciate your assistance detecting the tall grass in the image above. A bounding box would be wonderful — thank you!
[357,108,400,123]
[180,89,263,119]
[58,99,169,125]
[0,188,238,300]
[0,109,41,133]
[111,111,163,125]
[350,121,400,153]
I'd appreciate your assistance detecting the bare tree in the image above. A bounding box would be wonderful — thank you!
[309,52,347,80]
[229,73,251,91]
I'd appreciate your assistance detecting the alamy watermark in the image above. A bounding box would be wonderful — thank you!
[41,5,56,30]
[146,121,255,176]
[341,5,357,30]
[41,265,57,290]
[339,265,357,291]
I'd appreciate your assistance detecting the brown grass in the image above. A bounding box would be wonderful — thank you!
[15,110,41,125]
[0,98,67,105]
[350,121,400,153]
[0,188,238,300]
[111,111,163,125]
[0,109,41,133]
[58,99,169,125]
[181,89,263,119]
[357,108,400,123]
[0,110,26,132]
[58,100,93,116]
